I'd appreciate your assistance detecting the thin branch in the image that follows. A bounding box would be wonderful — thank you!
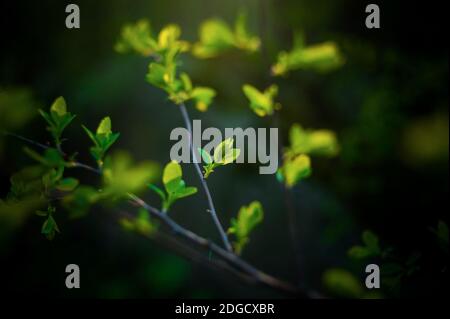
[127,193,303,296]
[3,131,50,150]
[178,103,233,252]
[6,131,312,296]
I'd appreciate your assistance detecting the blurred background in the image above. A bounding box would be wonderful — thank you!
[0,0,448,298]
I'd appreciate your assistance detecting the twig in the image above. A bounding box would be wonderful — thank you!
[127,193,302,295]
[6,131,310,296]
[3,131,50,150]
[178,103,233,252]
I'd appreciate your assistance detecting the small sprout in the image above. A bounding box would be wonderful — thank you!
[115,19,188,57]
[277,153,311,188]
[82,116,120,168]
[198,138,240,178]
[119,208,158,236]
[242,84,281,117]
[101,150,160,198]
[193,11,260,58]
[146,60,216,111]
[271,32,344,76]
[191,87,216,112]
[288,123,339,157]
[228,201,264,254]
[348,230,382,260]
[37,205,60,240]
[39,96,76,150]
[148,161,197,212]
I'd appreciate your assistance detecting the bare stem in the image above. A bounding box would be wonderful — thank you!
[178,103,233,252]
[127,193,302,295]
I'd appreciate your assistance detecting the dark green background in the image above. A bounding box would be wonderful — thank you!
[0,0,448,297]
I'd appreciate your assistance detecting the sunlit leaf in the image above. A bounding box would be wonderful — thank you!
[242,84,280,117]
[228,201,264,254]
[102,150,160,198]
[272,35,344,76]
[279,154,311,188]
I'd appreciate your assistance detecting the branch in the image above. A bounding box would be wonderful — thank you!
[127,193,303,295]
[7,132,313,297]
[178,103,233,252]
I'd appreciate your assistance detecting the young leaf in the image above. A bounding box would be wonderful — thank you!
[191,87,216,112]
[50,96,67,116]
[82,117,120,166]
[278,154,311,188]
[148,183,166,201]
[101,151,160,198]
[242,84,280,117]
[192,19,236,58]
[272,34,344,76]
[228,201,264,254]
[40,206,60,240]
[193,12,260,59]
[288,123,339,157]
[56,177,79,192]
[40,96,75,148]
[198,148,212,164]
[162,160,183,193]
[157,24,189,52]
[96,117,112,135]
[152,161,197,212]
[114,19,158,56]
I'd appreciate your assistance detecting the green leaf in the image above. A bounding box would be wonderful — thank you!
[114,19,157,56]
[50,96,67,116]
[162,160,183,193]
[322,269,363,298]
[41,213,60,240]
[83,117,120,166]
[39,97,75,146]
[228,201,264,254]
[288,123,339,157]
[242,84,280,117]
[279,154,311,188]
[96,116,112,135]
[213,138,239,164]
[193,19,235,58]
[198,148,212,164]
[102,150,160,198]
[82,125,98,146]
[148,183,166,201]
[191,87,216,112]
[180,73,192,92]
[348,246,371,260]
[233,11,260,52]
[146,62,170,89]
[193,12,260,59]
[174,186,197,199]
[38,109,53,127]
[62,185,99,218]
[362,230,380,254]
[272,35,344,76]
[56,177,79,192]
[157,24,189,52]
